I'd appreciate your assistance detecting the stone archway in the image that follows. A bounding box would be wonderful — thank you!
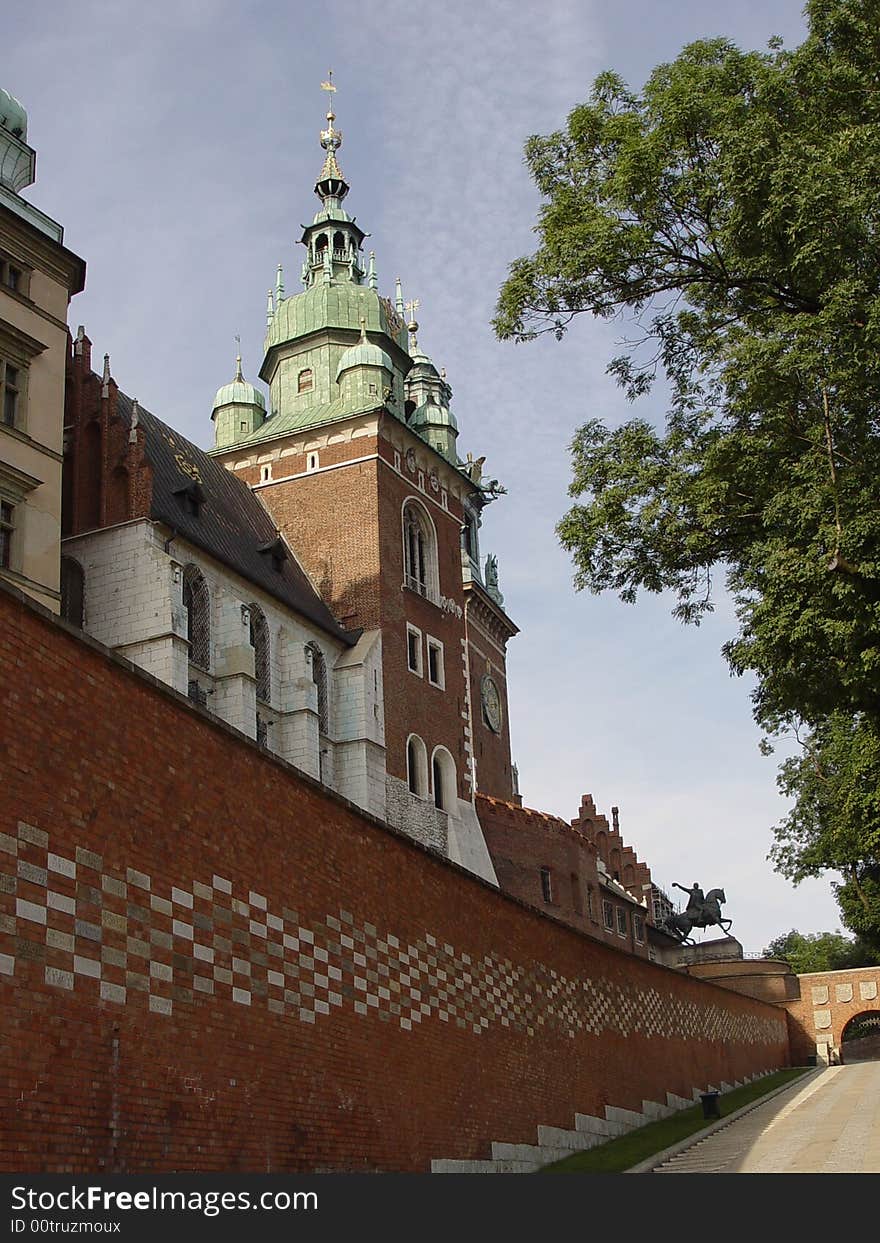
[840,1011,880,1064]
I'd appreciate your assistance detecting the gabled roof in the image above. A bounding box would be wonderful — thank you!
[115,391,358,646]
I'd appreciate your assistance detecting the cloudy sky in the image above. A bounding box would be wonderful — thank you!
[8,0,843,952]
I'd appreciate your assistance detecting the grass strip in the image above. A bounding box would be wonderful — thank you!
[538,1067,810,1173]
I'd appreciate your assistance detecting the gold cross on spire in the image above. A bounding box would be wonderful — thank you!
[320,70,336,92]
[405,298,420,321]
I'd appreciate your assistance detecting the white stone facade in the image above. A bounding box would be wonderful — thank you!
[62,519,386,819]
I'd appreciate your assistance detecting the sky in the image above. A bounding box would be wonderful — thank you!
[7,0,845,953]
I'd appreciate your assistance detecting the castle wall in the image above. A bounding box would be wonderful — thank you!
[0,584,789,1173]
[784,966,880,1065]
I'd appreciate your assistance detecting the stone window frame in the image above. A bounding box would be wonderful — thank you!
[305,641,329,736]
[602,898,614,931]
[540,866,553,905]
[297,367,314,394]
[248,603,271,705]
[431,745,457,814]
[182,564,212,672]
[0,320,45,436]
[0,460,40,578]
[426,634,444,689]
[633,912,645,944]
[0,497,14,570]
[616,907,628,938]
[401,496,440,605]
[406,733,429,798]
[0,249,31,299]
[406,622,423,678]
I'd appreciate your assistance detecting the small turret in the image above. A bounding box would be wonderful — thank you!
[335,318,394,408]
[403,307,458,461]
[212,352,266,449]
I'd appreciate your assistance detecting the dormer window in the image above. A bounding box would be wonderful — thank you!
[259,536,288,572]
[173,481,206,517]
[298,368,314,394]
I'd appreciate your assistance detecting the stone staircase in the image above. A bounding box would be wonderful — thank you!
[431,1076,760,1173]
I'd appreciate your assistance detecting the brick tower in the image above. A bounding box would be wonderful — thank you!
[210,82,518,859]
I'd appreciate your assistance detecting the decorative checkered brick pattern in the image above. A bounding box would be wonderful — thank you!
[2,821,782,1048]
[0,587,791,1173]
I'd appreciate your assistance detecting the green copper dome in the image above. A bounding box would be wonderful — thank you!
[410,399,457,431]
[212,375,266,413]
[335,338,393,381]
[266,282,408,355]
[0,88,27,140]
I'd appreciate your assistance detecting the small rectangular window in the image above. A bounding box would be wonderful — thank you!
[406,624,422,676]
[616,907,628,937]
[602,899,614,931]
[0,501,13,569]
[307,452,319,472]
[426,637,444,689]
[540,867,553,904]
[633,913,645,944]
[587,886,596,921]
[3,363,19,427]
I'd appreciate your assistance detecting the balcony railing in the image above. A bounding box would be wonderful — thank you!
[403,574,440,607]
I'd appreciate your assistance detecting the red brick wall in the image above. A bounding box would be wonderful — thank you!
[784,967,880,1064]
[477,795,650,959]
[0,586,790,1173]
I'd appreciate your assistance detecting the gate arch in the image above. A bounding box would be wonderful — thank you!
[840,1011,880,1063]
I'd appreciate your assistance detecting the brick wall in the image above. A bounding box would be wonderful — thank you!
[784,966,880,1064]
[0,585,790,1173]
[477,795,651,959]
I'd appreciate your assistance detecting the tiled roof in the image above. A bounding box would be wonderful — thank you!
[116,391,357,646]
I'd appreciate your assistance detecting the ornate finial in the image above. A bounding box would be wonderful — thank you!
[405,298,420,352]
[395,276,405,318]
[129,398,140,445]
[101,352,111,397]
[316,72,348,201]
[234,335,244,382]
[368,250,377,290]
[440,367,447,381]
[266,288,274,328]
[359,316,368,343]
[276,263,284,301]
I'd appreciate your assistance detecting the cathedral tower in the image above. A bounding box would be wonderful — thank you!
[210,82,518,866]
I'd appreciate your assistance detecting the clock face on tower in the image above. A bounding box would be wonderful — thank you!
[480,675,502,733]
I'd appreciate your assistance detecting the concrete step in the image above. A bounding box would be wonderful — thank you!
[537,1124,602,1153]
[491,1141,574,1165]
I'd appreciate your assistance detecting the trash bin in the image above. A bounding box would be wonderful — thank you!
[700,1091,721,1120]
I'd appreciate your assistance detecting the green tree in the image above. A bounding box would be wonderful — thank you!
[763,928,880,972]
[494,0,880,938]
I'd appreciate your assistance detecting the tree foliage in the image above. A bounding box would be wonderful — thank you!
[494,0,880,937]
[763,927,879,972]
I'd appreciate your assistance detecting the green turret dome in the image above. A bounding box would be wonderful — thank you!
[212,373,266,414]
[212,357,267,450]
[335,337,394,381]
[410,399,457,432]
[0,88,27,140]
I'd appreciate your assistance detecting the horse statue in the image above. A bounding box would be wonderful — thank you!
[663,882,732,943]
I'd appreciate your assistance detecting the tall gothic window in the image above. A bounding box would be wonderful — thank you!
[60,557,84,629]
[306,642,329,735]
[403,501,437,601]
[183,565,211,670]
[249,604,270,703]
[431,747,457,813]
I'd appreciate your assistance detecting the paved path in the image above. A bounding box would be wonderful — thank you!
[654,1063,880,1173]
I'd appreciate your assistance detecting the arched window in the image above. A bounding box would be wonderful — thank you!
[183,565,210,670]
[402,500,438,601]
[305,642,329,734]
[60,557,84,628]
[298,368,314,394]
[595,831,607,863]
[333,230,345,254]
[431,746,457,813]
[406,734,428,798]
[248,604,270,703]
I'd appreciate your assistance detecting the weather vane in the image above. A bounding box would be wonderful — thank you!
[320,70,335,93]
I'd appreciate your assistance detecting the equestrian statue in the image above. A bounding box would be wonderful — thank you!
[662,882,732,943]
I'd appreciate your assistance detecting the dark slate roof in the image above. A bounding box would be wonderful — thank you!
[116,391,358,646]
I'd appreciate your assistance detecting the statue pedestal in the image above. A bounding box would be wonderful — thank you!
[676,935,743,967]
